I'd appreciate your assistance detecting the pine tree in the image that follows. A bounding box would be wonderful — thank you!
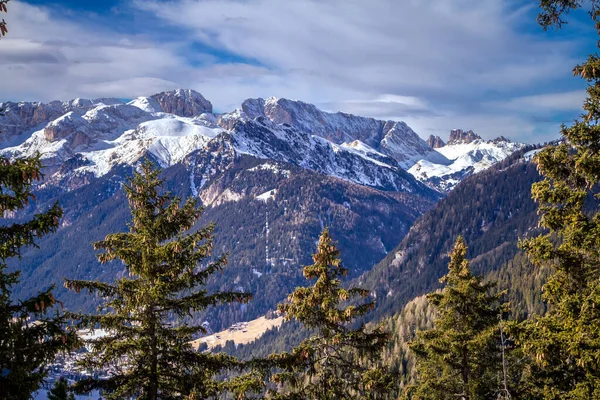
[0,155,78,399]
[65,161,252,399]
[515,2,600,398]
[406,237,508,400]
[48,378,75,400]
[267,228,393,400]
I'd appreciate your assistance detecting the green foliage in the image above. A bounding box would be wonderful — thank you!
[0,155,78,399]
[406,237,520,400]
[267,228,393,399]
[537,0,600,29]
[65,160,252,399]
[47,378,75,400]
[11,155,429,332]
[487,251,550,321]
[513,2,600,398]
[377,295,436,392]
[361,148,543,322]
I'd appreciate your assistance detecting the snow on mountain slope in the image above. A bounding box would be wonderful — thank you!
[226,117,430,192]
[2,103,224,178]
[340,140,397,167]
[0,98,123,147]
[408,136,525,192]
[237,97,447,169]
[0,90,438,196]
[128,89,212,117]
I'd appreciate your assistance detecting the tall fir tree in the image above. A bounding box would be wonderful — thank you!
[267,228,393,400]
[0,155,78,399]
[47,378,75,400]
[406,237,509,400]
[65,160,252,399]
[515,1,600,398]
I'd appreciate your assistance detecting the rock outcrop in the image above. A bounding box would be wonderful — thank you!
[149,89,212,117]
[448,129,481,144]
[426,135,445,148]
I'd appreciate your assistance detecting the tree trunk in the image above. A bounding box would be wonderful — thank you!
[149,306,158,400]
[461,345,469,400]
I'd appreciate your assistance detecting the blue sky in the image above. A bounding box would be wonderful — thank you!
[0,0,594,143]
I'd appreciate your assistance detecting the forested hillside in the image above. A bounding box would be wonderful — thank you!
[10,153,434,331]
[215,147,548,365]
[358,147,543,320]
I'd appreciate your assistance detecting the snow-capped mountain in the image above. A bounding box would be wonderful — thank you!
[229,96,449,169]
[408,130,526,192]
[0,90,531,330]
[0,90,437,196]
[1,89,445,329]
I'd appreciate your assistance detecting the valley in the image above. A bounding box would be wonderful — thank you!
[0,88,539,398]
[1,89,524,333]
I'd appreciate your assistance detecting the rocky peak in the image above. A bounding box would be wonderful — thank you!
[43,112,86,142]
[242,97,326,132]
[448,129,481,144]
[238,96,446,169]
[426,135,445,148]
[492,136,511,144]
[149,89,212,117]
[241,98,267,119]
[0,98,121,144]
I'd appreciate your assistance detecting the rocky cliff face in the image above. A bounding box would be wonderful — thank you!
[0,98,121,145]
[1,90,439,197]
[426,135,445,148]
[448,128,481,144]
[149,89,213,117]
[238,97,447,169]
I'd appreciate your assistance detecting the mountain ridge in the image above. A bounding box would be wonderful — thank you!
[409,129,526,192]
[1,89,439,197]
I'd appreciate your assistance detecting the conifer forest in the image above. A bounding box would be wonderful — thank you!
[1,0,600,399]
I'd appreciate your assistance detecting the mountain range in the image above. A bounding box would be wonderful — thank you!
[409,129,525,192]
[0,89,528,331]
[205,146,547,362]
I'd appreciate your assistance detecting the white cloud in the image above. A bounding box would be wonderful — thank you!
[490,90,586,112]
[0,0,590,143]
[0,2,189,100]
[133,0,589,142]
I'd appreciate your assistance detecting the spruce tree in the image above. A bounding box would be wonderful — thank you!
[0,155,78,399]
[515,2,600,398]
[48,378,75,400]
[66,161,252,399]
[267,228,393,400]
[406,237,507,400]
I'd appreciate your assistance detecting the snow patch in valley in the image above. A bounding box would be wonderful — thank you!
[216,189,244,205]
[252,268,263,278]
[523,148,543,161]
[256,189,277,202]
[248,162,291,177]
